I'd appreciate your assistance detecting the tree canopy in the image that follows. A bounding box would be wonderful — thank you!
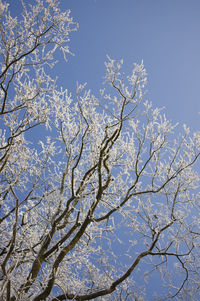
[1,1,200,300]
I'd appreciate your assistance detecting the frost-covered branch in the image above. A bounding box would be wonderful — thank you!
[1,2,200,301]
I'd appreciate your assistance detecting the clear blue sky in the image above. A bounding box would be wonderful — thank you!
[6,0,200,299]
[8,0,200,129]
[59,0,200,131]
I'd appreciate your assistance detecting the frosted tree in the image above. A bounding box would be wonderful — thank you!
[1,1,200,300]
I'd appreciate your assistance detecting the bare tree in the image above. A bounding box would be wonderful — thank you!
[1,1,200,300]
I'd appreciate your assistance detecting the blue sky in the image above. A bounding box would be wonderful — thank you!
[57,0,200,131]
[8,0,200,129]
